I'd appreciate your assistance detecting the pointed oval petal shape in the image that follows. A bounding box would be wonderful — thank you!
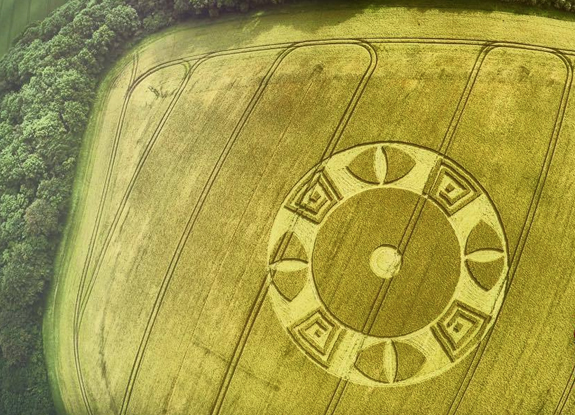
[346,147,380,185]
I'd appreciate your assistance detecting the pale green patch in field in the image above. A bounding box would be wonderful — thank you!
[0,0,67,56]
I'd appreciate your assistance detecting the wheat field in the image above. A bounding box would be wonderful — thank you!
[44,3,575,414]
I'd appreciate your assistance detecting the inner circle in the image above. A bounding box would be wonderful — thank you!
[312,187,461,338]
[369,245,402,279]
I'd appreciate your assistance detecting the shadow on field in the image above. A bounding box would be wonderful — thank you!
[227,0,575,37]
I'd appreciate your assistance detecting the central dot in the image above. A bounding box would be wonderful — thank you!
[370,245,402,280]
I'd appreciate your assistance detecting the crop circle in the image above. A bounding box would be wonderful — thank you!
[267,142,509,386]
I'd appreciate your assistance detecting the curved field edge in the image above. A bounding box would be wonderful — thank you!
[42,52,135,415]
[42,3,575,415]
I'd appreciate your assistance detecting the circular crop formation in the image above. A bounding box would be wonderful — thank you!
[267,142,509,386]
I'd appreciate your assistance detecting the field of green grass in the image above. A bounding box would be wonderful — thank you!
[0,0,67,56]
[44,2,575,415]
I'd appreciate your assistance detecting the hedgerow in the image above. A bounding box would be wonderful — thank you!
[0,1,283,413]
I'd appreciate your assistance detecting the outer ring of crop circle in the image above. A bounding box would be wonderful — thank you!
[267,142,509,386]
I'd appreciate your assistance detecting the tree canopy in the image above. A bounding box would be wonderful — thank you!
[0,1,284,413]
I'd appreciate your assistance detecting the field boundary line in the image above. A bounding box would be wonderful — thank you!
[448,50,573,415]
[48,65,125,415]
[72,52,142,415]
[71,52,141,415]
[75,51,140,316]
[437,45,495,154]
[79,50,138,306]
[324,380,349,415]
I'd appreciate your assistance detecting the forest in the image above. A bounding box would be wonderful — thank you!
[0,0,573,413]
